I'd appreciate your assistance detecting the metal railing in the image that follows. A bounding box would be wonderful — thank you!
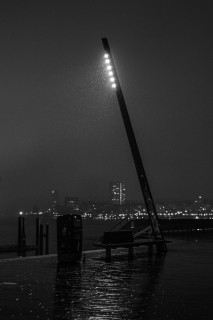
[133,226,152,239]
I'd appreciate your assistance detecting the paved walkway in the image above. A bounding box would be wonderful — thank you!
[0,248,164,319]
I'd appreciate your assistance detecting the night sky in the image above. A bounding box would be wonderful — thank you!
[0,0,213,214]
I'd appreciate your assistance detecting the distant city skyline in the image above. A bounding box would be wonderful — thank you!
[6,183,212,216]
[0,179,212,215]
[14,193,213,222]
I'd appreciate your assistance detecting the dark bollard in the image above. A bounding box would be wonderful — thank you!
[39,224,43,255]
[36,218,40,255]
[45,224,49,255]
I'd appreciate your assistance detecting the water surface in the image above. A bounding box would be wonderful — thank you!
[0,224,213,319]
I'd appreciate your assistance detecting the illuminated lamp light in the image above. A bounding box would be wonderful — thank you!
[105,59,110,64]
[107,65,112,70]
[104,53,109,58]
[112,83,116,88]
[110,77,115,82]
[108,71,113,76]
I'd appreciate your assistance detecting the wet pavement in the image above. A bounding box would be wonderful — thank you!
[0,248,164,319]
[1,234,213,319]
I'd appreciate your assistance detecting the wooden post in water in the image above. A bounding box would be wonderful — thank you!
[17,216,26,257]
[36,218,40,255]
[39,224,43,255]
[45,224,49,255]
[18,216,22,256]
[22,218,26,257]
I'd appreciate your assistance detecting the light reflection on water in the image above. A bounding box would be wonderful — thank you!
[53,251,165,319]
[53,234,213,320]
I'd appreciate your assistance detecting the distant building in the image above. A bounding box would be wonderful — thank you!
[64,196,79,212]
[109,182,126,205]
[51,189,60,213]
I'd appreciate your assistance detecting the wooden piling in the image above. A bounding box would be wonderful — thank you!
[45,224,49,255]
[39,224,43,255]
[22,218,26,257]
[17,217,22,256]
[36,218,40,255]
[17,217,26,257]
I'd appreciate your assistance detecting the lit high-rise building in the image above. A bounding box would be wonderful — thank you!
[64,196,79,212]
[109,182,126,205]
[51,189,59,208]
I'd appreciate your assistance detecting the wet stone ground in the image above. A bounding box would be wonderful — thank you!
[0,249,163,319]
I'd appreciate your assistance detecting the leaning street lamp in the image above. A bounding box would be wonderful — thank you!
[102,38,166,251]
[103,54,116,88]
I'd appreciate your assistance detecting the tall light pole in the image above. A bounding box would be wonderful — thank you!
[102,38,166,248]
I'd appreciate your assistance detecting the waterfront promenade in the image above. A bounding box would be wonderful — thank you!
[1,234,213,320]
[0,247,165,320]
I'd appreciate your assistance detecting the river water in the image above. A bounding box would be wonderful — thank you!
[0,218,213,319]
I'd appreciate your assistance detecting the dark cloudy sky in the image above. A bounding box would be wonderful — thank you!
[0,0,213,214]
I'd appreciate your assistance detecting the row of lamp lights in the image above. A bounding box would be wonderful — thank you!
[104,53,117,89]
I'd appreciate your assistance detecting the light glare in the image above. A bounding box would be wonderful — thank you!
[112,83,116,88]
[104,54,109,58]
[110,77,115,82]
[108,71,113,76]
[105,59,110,64]
[107,65,112,70]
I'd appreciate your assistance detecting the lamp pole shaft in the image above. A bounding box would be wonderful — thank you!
[102,38,165,243]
